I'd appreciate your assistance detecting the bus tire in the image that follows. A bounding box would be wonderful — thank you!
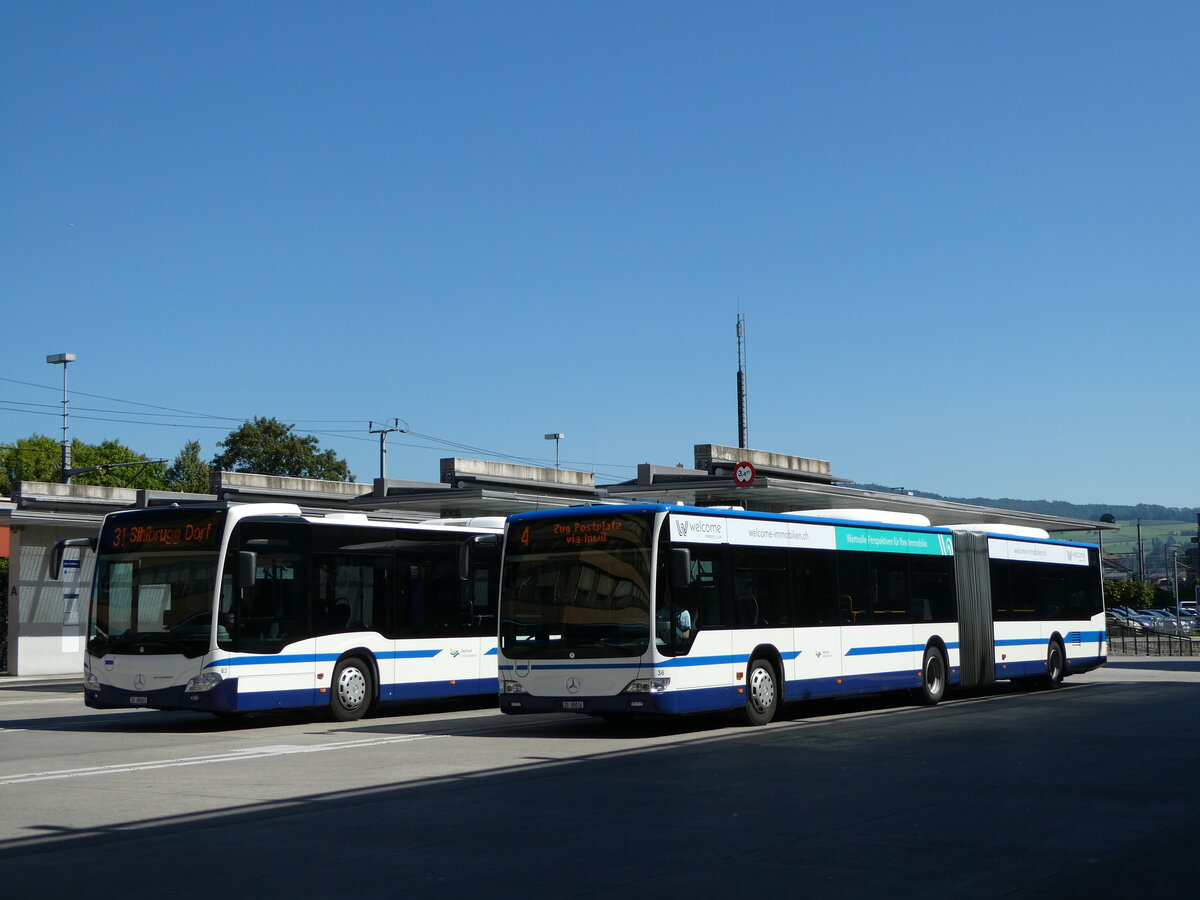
[1043,639,1065,690]
[742,657,779,726]
[917,645,946,706]
[331,657,374,721]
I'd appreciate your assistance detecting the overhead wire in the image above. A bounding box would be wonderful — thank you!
[2,375,637,478]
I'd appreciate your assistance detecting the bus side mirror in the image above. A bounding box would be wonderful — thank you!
[49,537,97,580]
[459,534,499,581]
[670,548,693,588]
[238,551,258,587]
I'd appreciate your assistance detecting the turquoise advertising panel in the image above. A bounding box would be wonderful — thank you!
[835,527,954,556]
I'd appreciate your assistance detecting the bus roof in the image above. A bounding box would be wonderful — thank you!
[507,503,1098,547]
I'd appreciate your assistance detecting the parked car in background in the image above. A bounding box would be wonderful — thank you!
[1105,610,1129,630]
[1140,609,1196,634]
[1106,609,1149,631]
[1151,608,1200,633]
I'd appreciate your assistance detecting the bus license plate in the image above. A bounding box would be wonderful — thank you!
[561,701,585,710]
[129,696,148,705]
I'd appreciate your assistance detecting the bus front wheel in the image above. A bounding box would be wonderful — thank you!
[331,657,374,721]
[742,658,779,726]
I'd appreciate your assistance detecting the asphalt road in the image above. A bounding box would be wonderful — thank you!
[1,659,1198,898]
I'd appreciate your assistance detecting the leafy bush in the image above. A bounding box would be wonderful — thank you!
[1103,579,1155,610]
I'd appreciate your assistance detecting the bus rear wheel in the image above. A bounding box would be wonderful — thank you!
[1043,640,1065,690]
[331,657,374,721]
[917,646,946,706]
[742,658,779,726]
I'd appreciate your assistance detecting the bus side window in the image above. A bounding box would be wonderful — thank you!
[874,555,910,624]
[911,556,955,623]
[694,553,725,631]
[731,547,790,628]
[792,549,838,626]
[397,552,461,636]
[317,555,388,634]
[838,552,869,625]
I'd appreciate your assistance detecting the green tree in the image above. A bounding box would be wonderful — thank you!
[212,417,353,481]
[1,434,60,491]
[1103,579,1155,610]
[2,434,166,493]
[165,439,212,493]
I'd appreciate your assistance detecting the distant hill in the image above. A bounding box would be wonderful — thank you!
[855,485,1199,524]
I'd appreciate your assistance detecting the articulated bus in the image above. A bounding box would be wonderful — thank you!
[56,503,502,720]
[496,504,1106,725]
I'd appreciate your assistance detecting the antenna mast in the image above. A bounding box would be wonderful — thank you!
[736,314,748,449]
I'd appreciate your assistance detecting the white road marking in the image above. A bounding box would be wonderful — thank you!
[0,733,438,785]
[0,697,79,706]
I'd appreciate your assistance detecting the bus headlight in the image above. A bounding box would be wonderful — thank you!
[624,677,670,694]
[501,681,527,694]
[185,672,224,693]
[83,670,100,692]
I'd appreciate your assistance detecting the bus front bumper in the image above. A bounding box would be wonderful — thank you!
[84,678,241,713]
[500,686,738,716]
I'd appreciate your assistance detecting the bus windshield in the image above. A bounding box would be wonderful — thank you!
[500,512,653,658]
[89,551,219,658]
[88,508,227,658]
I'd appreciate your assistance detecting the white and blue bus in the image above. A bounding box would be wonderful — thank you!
[59,503,502,720]
[496,504,1106,725]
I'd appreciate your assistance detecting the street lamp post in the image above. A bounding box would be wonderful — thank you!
[46,353,76,484]
[1136,519,1145,582]
[544,433,564,469]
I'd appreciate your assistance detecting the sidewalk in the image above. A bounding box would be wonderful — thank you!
[0,673,83,690]
[1091,655,1200,682]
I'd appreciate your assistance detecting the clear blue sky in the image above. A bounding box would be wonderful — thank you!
[3,2,1199,508]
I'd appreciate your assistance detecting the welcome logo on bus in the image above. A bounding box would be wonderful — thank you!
[671,516,726,543]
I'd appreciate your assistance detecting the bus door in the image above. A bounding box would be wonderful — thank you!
[236,550,318,709]
[658,544,735,702]
[788,548,843,694]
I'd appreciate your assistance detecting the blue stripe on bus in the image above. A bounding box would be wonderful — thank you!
[660,650,803,668]
[499,650,803,674]
[499,662,644,671]
[659,654,754,668]
[845,644,923,656]
[378,649,446,661]
[844,642,962,657]
[207,648,445,669]
[995,631,1105,648]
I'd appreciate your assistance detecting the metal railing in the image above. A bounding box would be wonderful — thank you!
[1107,625,1199,657]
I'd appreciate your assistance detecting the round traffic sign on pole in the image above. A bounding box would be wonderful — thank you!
[733,461,756,486]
